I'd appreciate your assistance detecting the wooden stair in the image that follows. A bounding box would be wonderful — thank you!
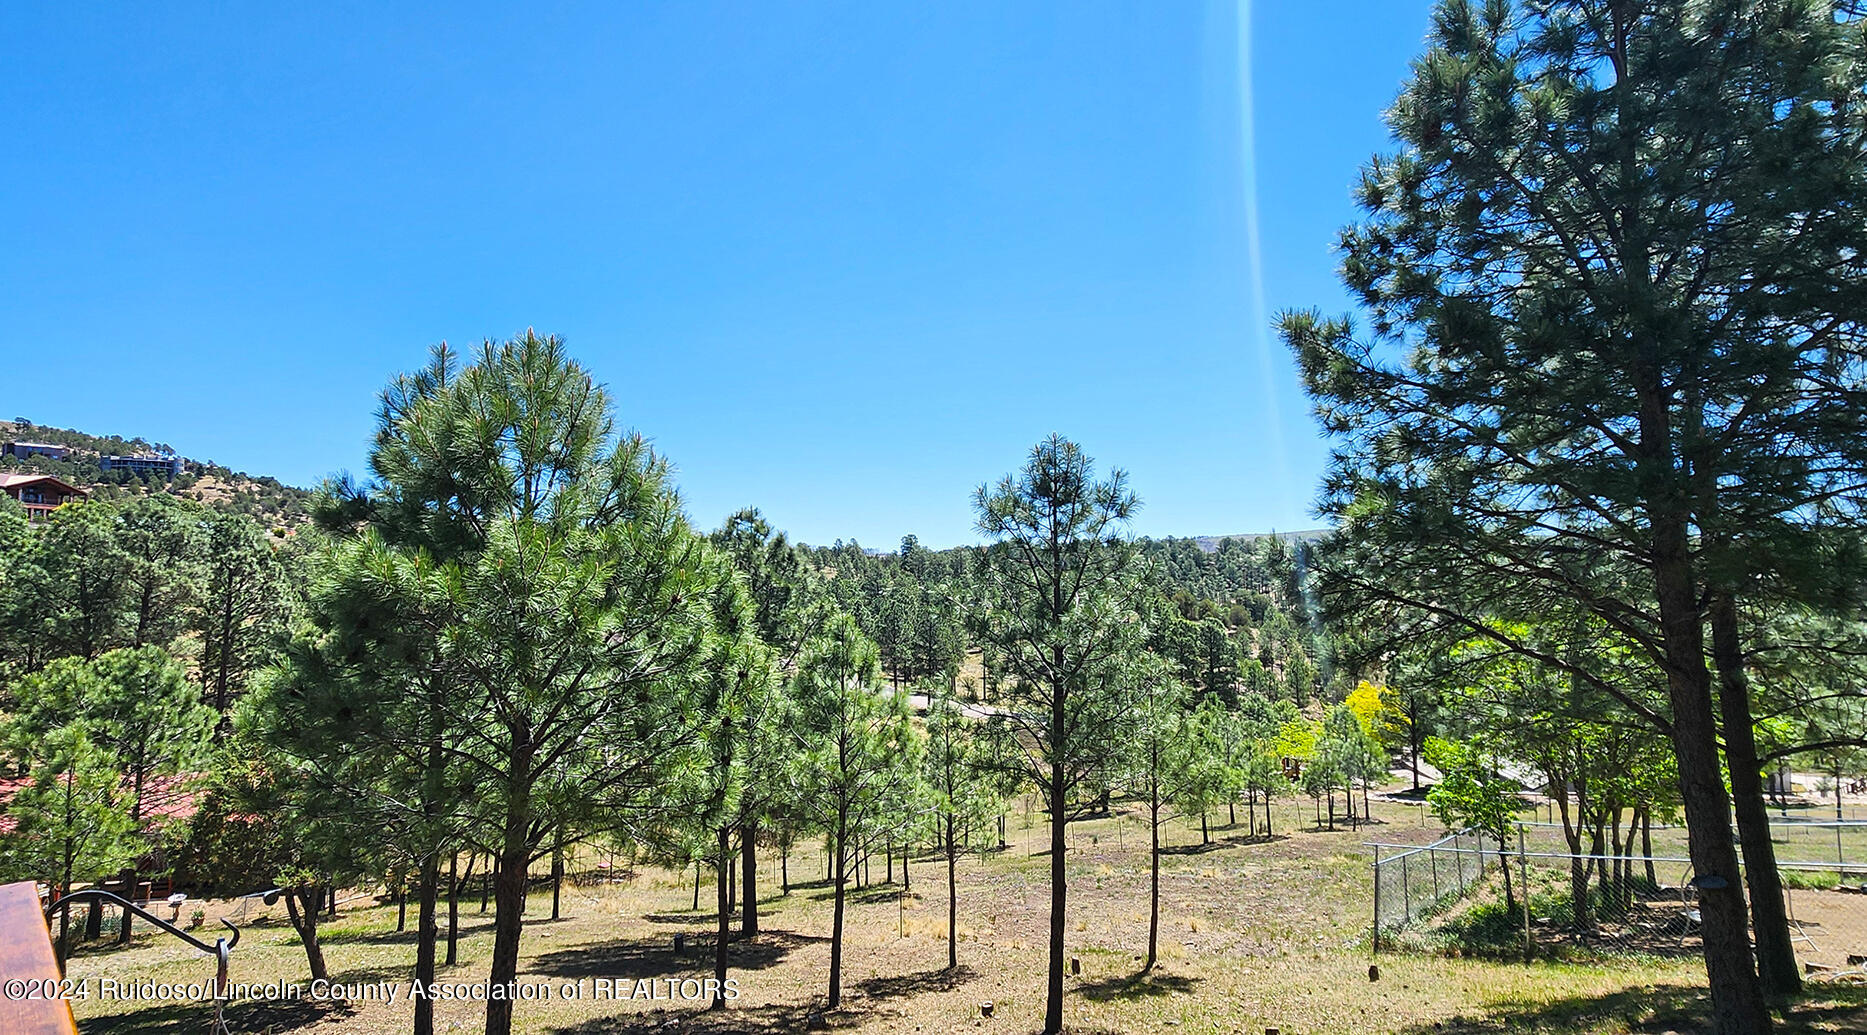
[0,881,77,1035]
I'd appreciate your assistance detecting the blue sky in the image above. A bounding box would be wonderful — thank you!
[1,1,1434,548]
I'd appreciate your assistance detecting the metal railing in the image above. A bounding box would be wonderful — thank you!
[45,889,242,1034]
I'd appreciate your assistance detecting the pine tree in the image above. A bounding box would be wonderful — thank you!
[1280,3,1867,1024]
[792,613,921,1009]
[273,334,718,1035]
[972,435,1141,1035]
[923,681,1003,971]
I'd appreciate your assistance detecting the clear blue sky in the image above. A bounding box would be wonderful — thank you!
[1,1,1434,548]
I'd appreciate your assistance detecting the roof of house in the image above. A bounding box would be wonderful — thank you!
[0,773,201,835]
[0,474,89,497]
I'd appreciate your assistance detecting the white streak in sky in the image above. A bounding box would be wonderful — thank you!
[1236,0,1291,490]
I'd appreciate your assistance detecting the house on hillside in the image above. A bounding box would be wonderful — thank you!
[0,473,88,521]
[1,441,69,461]
[99,454,183,478]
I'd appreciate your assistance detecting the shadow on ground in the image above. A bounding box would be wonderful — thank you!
[545,1001,848,1034]
[641,905,779,926]
[1160,833,1290,856]
[84,998,354,1035]
[530,928,823,980]
[1077,970,1203,1002]
[803,884,917,905]
[1393,981,1867,1034]
[854,964,977,1002]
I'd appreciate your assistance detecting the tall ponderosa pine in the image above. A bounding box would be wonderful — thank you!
[680,563,790,1008]
[792,613,921,1009]
[0,725,135,959]
[711,506,826,927]
[195,511,292,726]
[1280,2,1867,1027]
[249,532,469,1035]
[972,435,1141,1035]
[1123,654,1196,972]
[287,333,717,1035]
[112,495,206,649]
[922,683,1003,971]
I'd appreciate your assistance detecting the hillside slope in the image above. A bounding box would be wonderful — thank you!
[0,419,315,526]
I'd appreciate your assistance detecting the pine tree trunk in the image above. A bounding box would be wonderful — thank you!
[284,890,329,981]
[1044,760,1067,1035]
[1557,788,1594,934]
[117,868,136,946]
[946,815,959,971]
[1649,502,1770,1034]
[414,855,440,1035]
[713,828,731,1010]
[1497,837,1515,912]
[551,834,563,921]
[446,853,461,967]
[742,824,759,935]
[829,808,849,1008]
[1642,813,1656,889]
[483,783,532,1035]
[1146,793,1160,972]
[1710,593,1800,996]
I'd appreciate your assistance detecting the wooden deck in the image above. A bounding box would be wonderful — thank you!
[0,881,76,1035]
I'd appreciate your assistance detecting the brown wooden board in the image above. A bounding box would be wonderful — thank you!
[0,882,76,1035]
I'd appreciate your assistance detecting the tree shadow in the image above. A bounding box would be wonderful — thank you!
[640,910,714,925]
[1391,982,1867,1034]
[640,906,779,926]
[335,960,416,983]
[854,964,977,1001]
[1078,971,1203,1002]
[1159,840,1227,856]
[803,884,910,905]
[529,929,822,980]
[1156,831,1291,856]
[82,997,354,1035]
[545,1000,858,1034]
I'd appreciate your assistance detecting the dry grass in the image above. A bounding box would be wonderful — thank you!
[65,797,1867,1034]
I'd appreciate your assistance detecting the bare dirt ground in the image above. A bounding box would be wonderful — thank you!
[65,796,1867,1035]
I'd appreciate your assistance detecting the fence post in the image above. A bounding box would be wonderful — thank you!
[1430,845,1441,903]
[1401,852,1411,923]
[1519,825,1531,962]
[1372,846,1382,954]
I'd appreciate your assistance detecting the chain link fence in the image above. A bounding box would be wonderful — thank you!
[1371,822,1867,975]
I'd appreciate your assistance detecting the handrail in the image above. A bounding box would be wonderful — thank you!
[44,889,239,1034]
[44,889,240,959]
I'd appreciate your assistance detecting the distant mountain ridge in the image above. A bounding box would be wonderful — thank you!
[1173,530,1329,553]
[3,419,1326,545]
[854,529,1330,557]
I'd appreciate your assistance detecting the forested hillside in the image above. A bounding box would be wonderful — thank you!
[801,532,1342,709]
[0,419,314,525]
